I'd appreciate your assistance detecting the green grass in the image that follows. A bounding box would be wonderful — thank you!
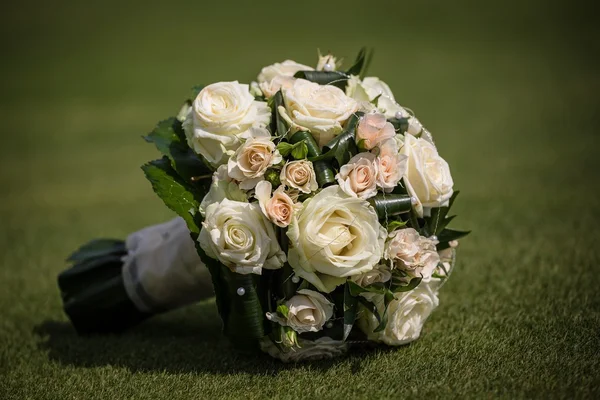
[1,0,600,398]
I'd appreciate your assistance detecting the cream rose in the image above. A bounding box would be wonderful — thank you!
[183,81,270,166]
[356,113,396,150]
[351,263,392,287]
[279,79,358,146]
[199,165,248,217]
[358,284,439,346]
[227,133,282,190]
[280,160,318,193]
[376,139,407,193]
[336,152,378,199]
[346,76,408,118]
[257,60,313,99]
[285,289,334,333]
[198,198,285,275]
[401,134,454,217]
[287,185,386,292]
[255,181,297,228]
[385,228,440,281]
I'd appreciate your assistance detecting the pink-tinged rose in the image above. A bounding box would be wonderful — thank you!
[357,113,396,150]
[336,152,378,199]
[376,139,407,193]
[255,181,297,228]
[280,160,318,194]
[385,228,440,281]
[227,133,282,190]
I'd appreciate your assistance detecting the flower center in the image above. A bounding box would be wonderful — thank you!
[319,222,356,255]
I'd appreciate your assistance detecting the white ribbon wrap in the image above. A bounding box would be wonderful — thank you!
[122,217,214,313]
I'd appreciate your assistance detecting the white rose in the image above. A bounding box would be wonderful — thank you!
[346,76,408,119]
[227,133,282,190]
[199,165,248,217]
[385,228,440,281]
[279,79,358,146]
[358,284,439,346]
[198,198,285,275]
[183,81,270,166]
[425,247,456,292]
[285,289,334,333]
[258,60,313,85]
[287,185,386,292]
[351,263,392,287]
[280,160,318,193]
[257,60,313,99]
[401,134,454,217]
[335,152,378,199]
[255,181,297,228]
[376,139,407,193]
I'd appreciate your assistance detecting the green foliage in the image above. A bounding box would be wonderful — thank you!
[389,117,410,133]
[343,283,358,341]
[309,112,362,167]
[289,130,336,187]
[190,84,205,99]
[276,140,308,160]
[426,191,459,235]
[386,219,407,233]
[436,229,471,251]
[270,90,288,139]
[345,47,373,78]
[368,194,413,219]
[141,158,203,234]
[293,70,349,90]
[143,117,212,187]
[276,304,289,319]
[221,269,266,348]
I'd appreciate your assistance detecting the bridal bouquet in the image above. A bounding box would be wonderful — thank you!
[59,49,468,362]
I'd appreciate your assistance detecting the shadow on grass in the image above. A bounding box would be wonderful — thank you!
[34,300,379,375]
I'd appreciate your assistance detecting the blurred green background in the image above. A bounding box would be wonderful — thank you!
[1,0,599,398]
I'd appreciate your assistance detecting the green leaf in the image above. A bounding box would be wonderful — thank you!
[221,269,266,348]
[313,160,336,187]
[143,117,212,185]
[271,90,288,139]
[408,208,422,232]
[347,280,386,296]
[291,141,308,159]
[343,283,358,341]
[66,239,125,262]
[389,117,409,133]
[391,277,422,293]
[289,130,320,157]
[289,130,336,187]
[386,219,407,233]
[368,194,413,220]
[293,70,349,90]
[345,47,367,77]
[141,158,203,234]
[190,84,205,99]
[426,191,460,235]
[374,290,395,333]
[357,295,381,324]
[277,140,308,160]
[276,141,295,157]
[276,304,289,319]
[308,112,362,167]
[438,228,470,242]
